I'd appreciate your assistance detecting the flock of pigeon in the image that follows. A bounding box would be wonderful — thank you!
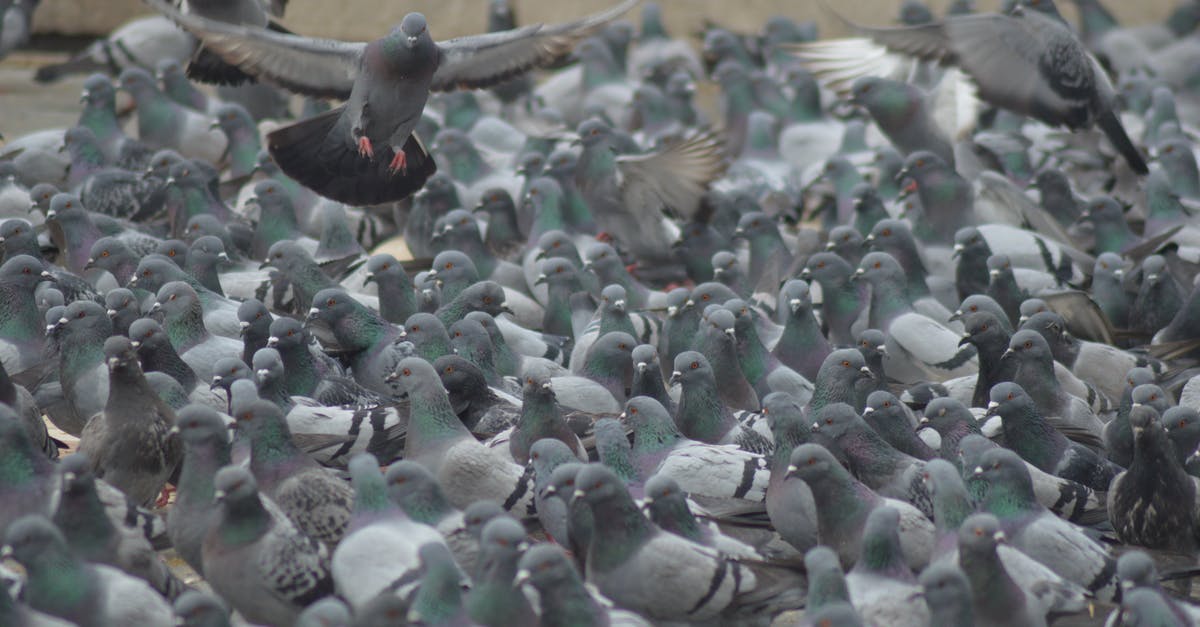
[2,0,1200,624]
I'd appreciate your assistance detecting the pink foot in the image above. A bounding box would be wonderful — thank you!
[357,136,374,159]
[388,149,408,175]
[596,231,613,243]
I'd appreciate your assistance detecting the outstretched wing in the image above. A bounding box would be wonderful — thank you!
[144,0,363,99]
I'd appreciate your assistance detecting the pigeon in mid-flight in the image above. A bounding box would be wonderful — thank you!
[795,0,1149,174]
[144,0,639,205]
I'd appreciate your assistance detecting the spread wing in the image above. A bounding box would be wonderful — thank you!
[430,0,639,91]
[144,0,363,99]
[615,129,727,222]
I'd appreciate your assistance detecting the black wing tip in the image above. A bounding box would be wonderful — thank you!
[187,46,257,86]
[1098,109,1149,175]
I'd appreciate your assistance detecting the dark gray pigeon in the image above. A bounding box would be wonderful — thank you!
[146,0,638,204]
[77,336,181,507]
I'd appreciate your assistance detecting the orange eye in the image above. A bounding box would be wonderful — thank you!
[842,360,850,367]
[873,262,881,269]
[882,229,891,236]
[326,298,336,306]
[630,407,638,414]
[817,261,825,268]
[1007,393,1014,400]
[402,368,411,376]
[1024,341,1032,349]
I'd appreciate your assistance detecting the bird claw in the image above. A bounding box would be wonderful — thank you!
[388,150,408,175]
[357,136,374,159]
[155,485,175,509]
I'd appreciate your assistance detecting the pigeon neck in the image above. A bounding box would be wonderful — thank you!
[806,568,850,612]
[959,542,1023,621]
[865,276,913,328]
[515,390,564,450]
[351,466,402,524]
[852,523,911,580]
[836,423,907,478]
[446,149,490,184]
[247,415,308,482]
[391,483,452,526]
[630,366,671,409]
[217,493,273,547]
[470,549,527,615]
[163,302,210,353]
[376,276,418,325]
[931,485,973,540]
[77,101,120,145]
[676,376,736,444]
[414,334,453,364]
[650,497,704,543]
[23,545,90,612]
[178,438,232,510]
[585,493,654,573]
[630,414,684,460]
[336,306,393,353]
[537,576,606,627]
[139,341,197,391]
[0,285,40,345]
[227,133,261,177]
[410,558,468,626]
[981,476,1037,519]
[54,480,116,560]
[598,309,636,339]
[407,388,474,454]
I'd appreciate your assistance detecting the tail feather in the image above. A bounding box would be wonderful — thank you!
[1097,109,1149,175]
[268,106,437,206]
[34,56,107,83]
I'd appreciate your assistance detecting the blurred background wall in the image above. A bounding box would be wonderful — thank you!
[32,0,1181,40]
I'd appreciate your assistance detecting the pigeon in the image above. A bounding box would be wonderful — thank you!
[784,442,935,571]
[507,373,587,464]
[514,543,652,627]
[77,336,181,507]
[796,0,1149,174]
[407,542,473,625]
[641,474,760,558]
[572,463,757,621]
[2,515,175,627]
[843,506,930,627]
[52,454,185,600]
[985,382,1117,491]
[1107,404,1198,552]
[974,447,1119,601]
[1111,551,1200,626]
[0,356,56,460]
[956,512,1056,627]
[332,453,445,610]
[466,517,538,626]
[623,395,771,502]
[33,14,195,84]
[168,405,233,575]
[391,357,535,514]
[116,68,227,164]
[146,0,639,204]
[201,466,333,625]
[385,460,479,573]
[670,351,773,454]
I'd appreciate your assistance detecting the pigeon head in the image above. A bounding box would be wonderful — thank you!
[866,219,915,254]
[128,317,168,349]
[514,544,577,593]
[785,443,842,483]
[184,215,229,244]
[0,218,37,257]
[28,183,58,213]
[44,192,85,222]
[103,335,141,373]
[920,458,966,500]
[689,282,739,310]
[152,281,201,319]
[631,344,660,375]
[573,463,629,507]
[532,229,576,263]
[1138,254,1169,285]
[600,284,628,314]
[1116,552,1157,591]
[433,353,488,408]
[384,460,443,510]
[898,151,948,184]
[481,517,528,559]
[1129,383,1170,413]
[800,252,853,284]
[464,501,509,541]
[464,311,503,343]
[761,391,807,434]
[399,12,429,46]
[0,254,49,290]
[212,465,258,506]
[475,188,515,217]
[265,317,307,351]
[306,288,359,326]
[62,125,101,154]
[1078,196,1125,224]
[2,515,67,568]
[234,299,269,338]
[986,382,1034,417]
[58,453,96,497]
[863,390,904,419]
[856,328,887,359]
[529,439,577,480]
[920,397,974,434]
[1163,406,1200,461]
[575,118,614,147]
[809,402,861,440]
[957,512,1004,556]
[173,591,232,627]
[853,251,904,283]
[825,225,864,256]
[620,395,673,430]
[174,405,230,448]
[455,281,511,317]
[1094,252,1125,280]
[104,287,138,321]
[1128,403,1163,438]
[251,348,285,386]
[128,255,189,293]
[959,311,1008,351]
[952,226,990,260]
[392,357,444,397]
[261,240,313,273]
[803,546,849,607]
[213,103,253,136]
[670,351,713,387]
[539,462,584,507]
[516,152,546,178]
[189,235,228,266]
[710,251,740,282]
[403,312,450,344]
[1003,329,1052,365]
[60,300,109,337]
[733,212,778,241]
[364,254,405,288]
[779,280,813,315]
[850,77,919,124]
[643,474,686,506]
[80,72,115,106]
[429,250,479,289]
[156,239,189,268]
[210,357,252,394]
[985,254,1014,281]
[448,318,492,355]
[973,447,1031,490]
[816,349,873,387]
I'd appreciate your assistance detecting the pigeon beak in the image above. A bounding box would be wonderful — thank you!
[541,382,552,390]
[239,320,251,335]
[213,489,226,504]
[864,234,875,245]
[0,546,11,560]
[85,257,96,269]
[149,302,162,315]
[407,35,419,47]
[1018,315,1029,324]
[988,269,1000,279]
[210,376,223,391]
[788,299,802,314]
[732,228,745,238]
[951,244,963,258]
[168,425,180,435]
[1113,269,1124,279]
[851,268,865,281]
[993,530,1007,544]
[895,168,909,182]
[723,328,735,338]
[386,371,399,382]
[267,336,279,348]
[617,411,627,422]
[785,464,799,478]
[876,344,887,355]
[573,489,585,499]
[63,472,76,483]
[613,300,625,312]
[217,252,229,263]
[919,416,929,425]
[973,466,984,476]
[363,272,376,284]
[666,305,678,317]
[209,120,220,131]
[1000,348,1014,360]
[799,268,812,280]
[641,496,654,508]
[859,366,872,376]
[823,241,836,251]
[534,273,548,285]
[130,340,141,349]
[534,248,547,261]
[811,422,821,431]
[305,307,320,323]
[256,369,270,379]
[513,569,531,588]
[669,371,682,385]
[862,406,875,416]
[107,356,120,367]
